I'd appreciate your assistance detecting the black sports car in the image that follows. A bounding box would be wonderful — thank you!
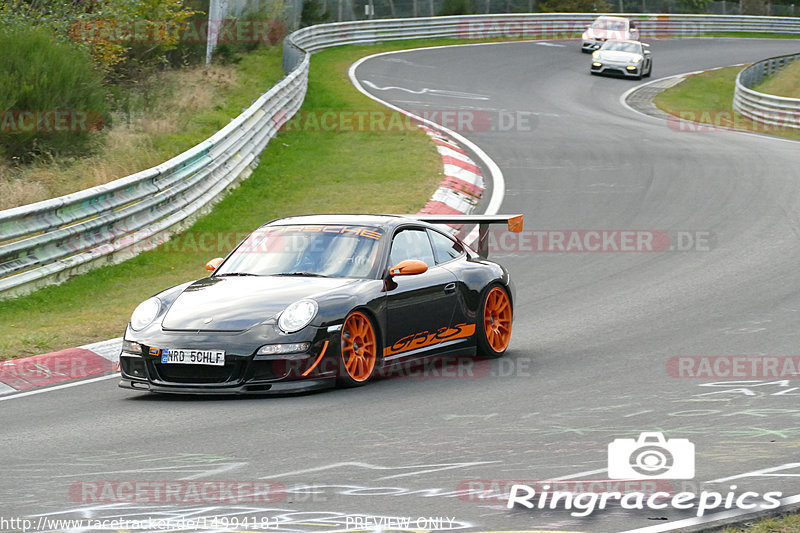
[119,214,522,394]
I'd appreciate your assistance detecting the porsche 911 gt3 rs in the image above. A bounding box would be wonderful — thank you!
[119,214,522,394]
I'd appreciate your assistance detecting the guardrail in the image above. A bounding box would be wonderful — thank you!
[733,52,800,130]
[0,54,309,298]
[3,14,800,298]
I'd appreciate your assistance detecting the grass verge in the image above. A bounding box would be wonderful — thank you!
[0,47,286,210]
[718,512,800,532]
[754,57,800,98]
[0,40,461,360]
[653,65,800,142]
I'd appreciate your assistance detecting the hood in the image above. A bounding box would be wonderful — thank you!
[161,275,358,331]
[597,50,639,62]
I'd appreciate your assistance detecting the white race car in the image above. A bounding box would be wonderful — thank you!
[581,16,640,53]
[590,40,652,79]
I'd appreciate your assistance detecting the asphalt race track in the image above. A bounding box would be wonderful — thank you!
[2,38,800,533]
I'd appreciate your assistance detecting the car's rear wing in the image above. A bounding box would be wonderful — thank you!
[405,214,524,258]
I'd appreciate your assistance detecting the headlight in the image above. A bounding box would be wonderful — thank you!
[278,299,318,333]
[257,342,311,355]
[130,297,161,331]
[632,56,642,63]
[592,51,599,59]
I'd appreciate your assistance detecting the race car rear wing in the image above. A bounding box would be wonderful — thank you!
[406,214,524,258]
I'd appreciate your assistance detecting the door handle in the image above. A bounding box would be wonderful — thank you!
[444,282,457,294]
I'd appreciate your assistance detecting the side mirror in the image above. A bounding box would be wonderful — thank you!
[388,259,428,276]
[205,257,224,271]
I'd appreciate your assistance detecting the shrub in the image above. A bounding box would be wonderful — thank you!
[439,0,477,15]
[0,24,109,162]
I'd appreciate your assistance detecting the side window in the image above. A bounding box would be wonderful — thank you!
[390,229,435,267]
[630,21,636,29]
[429,230,464,264]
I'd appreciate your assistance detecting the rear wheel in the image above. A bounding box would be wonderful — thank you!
[338,311,379,387]
[476,285,513,358]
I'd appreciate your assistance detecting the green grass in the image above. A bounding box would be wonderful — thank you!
[718,512,800,532]
[0,47,288,210]
[653,65,800,142]
[699,32,800,39]
[754,57,800,98]
[0,41,451,360]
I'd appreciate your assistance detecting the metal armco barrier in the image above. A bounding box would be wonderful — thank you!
[734,52,800,130]
[2,14,800,298]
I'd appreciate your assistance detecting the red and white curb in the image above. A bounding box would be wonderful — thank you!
[0,338,120,395]
[417,125,485,219]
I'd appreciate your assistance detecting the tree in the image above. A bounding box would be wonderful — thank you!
[538,0,611,11]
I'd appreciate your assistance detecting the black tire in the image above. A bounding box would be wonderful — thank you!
[476,284,513,359]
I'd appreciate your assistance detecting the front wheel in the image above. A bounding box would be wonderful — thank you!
[338,310,379,387]
[476,285,513,358]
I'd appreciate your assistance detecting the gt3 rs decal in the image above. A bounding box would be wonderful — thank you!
[384,323,476,357]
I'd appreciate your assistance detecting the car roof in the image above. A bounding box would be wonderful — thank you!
[261,214,434,232]
[602,39,641,44]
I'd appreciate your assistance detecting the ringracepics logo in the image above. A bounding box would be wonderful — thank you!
[608,432,693,479]
[507,433,782,517]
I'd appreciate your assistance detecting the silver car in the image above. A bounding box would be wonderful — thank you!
[581,16,640,53]
[590,40,652,80]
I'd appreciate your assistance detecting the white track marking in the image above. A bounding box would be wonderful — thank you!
[0,373,118,402]
[361,80,490,100]
[707,463,800,483]
[349,45,507,217]
[261,461,500,480]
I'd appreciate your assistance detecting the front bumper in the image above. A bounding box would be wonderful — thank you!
[119,377,334,394]
[119,326,341,395]
[590,60,643,77]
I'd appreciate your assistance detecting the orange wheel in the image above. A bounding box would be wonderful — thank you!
[339,311,378,385]
[478,286,513,358]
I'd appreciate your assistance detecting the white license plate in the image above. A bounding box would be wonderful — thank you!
[160,349,225,366]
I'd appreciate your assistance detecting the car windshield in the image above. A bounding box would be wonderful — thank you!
[593,19,627,31]
[601,41,641,53]
[215,224,383,278]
